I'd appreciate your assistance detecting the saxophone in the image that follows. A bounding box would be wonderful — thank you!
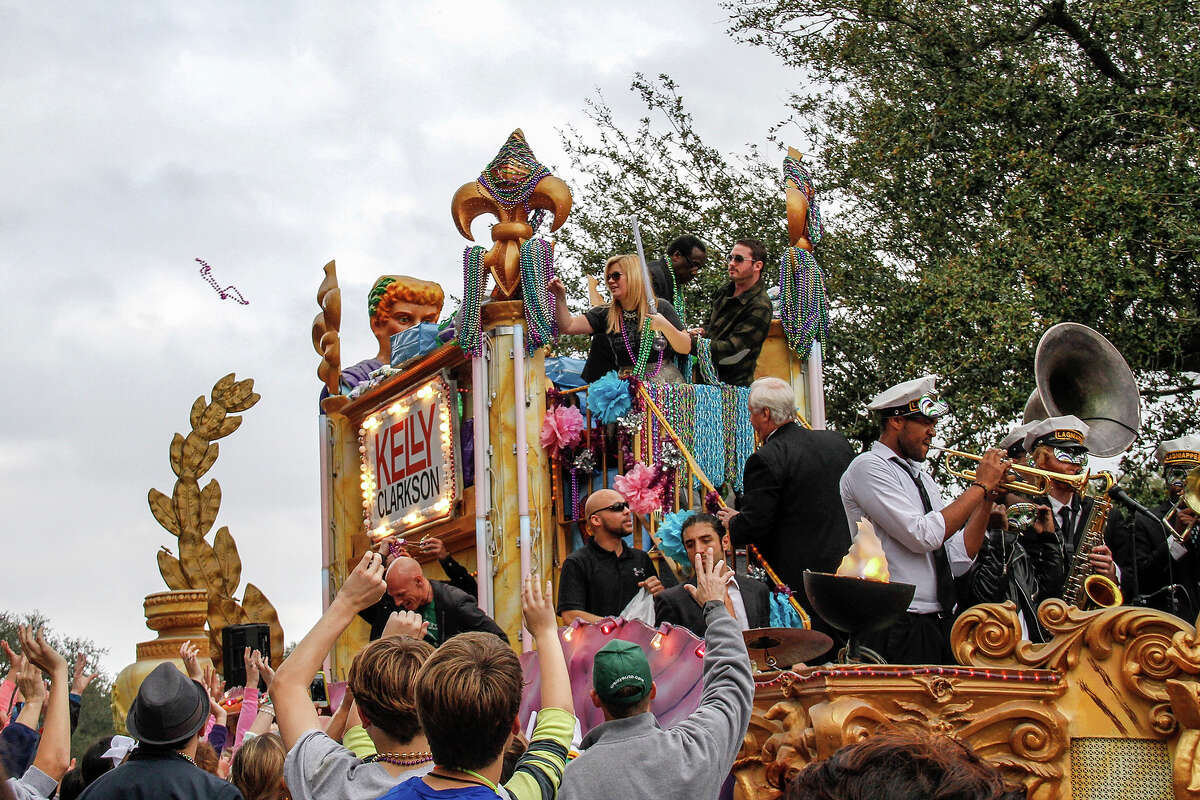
[1062,487,1123,609]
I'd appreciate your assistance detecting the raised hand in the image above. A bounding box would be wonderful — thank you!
[71,652,101,695]
[179,642,203,682]
[382,610,429,640]
[14,658,46,706]
[684,547,731,608]
[2,640,27,682]
[335,551,387,611]
[18,626,67,677]
[244,647,261,690]
[250,650,275,690]
[521,575,557,639]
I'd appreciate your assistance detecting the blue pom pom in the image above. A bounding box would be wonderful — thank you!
[655,509,698,567]
[586,371,632,424]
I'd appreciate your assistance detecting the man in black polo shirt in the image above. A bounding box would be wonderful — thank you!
[557,489,669,623]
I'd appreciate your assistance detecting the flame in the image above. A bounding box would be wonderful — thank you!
[836,518,890,582]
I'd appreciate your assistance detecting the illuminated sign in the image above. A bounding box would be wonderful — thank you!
[358,373,461,541]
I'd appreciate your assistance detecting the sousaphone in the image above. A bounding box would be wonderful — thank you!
[1022,323,1141,457]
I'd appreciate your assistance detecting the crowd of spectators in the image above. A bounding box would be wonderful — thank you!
[2,538,1024,800]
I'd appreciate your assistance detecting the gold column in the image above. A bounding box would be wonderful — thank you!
[482,301,553,644]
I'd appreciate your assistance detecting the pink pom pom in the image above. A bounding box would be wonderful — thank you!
[614,463,663,515]
[539,405,584,453]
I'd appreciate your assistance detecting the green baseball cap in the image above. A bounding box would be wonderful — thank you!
[592,639,652,706]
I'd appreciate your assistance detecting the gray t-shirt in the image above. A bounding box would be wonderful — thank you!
[284,729,432,800]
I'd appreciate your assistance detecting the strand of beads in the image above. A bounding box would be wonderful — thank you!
[519,237,557,353]
[721,385,740,488]
[778,247,829,358]
[459,246,487,358]
[479,139,550,211]
[733,386,755,493]
[620,314,663,379]
[693,385,724,491]
[665,258,686,324]
[783,154,824,245]
[695,337,721,385]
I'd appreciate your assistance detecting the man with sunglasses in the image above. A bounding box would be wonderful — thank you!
[1021,416,1128,601]
[689,239,774,387]
[840,376,1004,664]
[1110,435,1200,619]
[556,489,672,624]
[647,235,707,326]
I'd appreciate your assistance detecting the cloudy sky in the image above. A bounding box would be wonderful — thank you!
[0,1,800,674]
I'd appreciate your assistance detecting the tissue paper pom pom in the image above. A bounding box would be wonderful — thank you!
[539,405,584,453]
[655,508,696,566]
[586,371,632,424]
[613,463,662,515]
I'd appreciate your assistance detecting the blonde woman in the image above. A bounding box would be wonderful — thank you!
[549,254,691,383]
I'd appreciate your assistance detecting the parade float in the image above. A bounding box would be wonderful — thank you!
[302,130,1200,799]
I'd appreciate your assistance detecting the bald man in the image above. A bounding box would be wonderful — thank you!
[357,555,507,644]
[556,489,672,624]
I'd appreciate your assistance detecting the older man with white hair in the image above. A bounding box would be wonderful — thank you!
[717,377,855,649]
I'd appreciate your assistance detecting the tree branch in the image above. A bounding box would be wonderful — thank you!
[1045,1,1135,89]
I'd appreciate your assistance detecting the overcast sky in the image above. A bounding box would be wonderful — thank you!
[0,1,801,675]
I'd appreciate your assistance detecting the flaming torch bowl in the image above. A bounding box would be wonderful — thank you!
[803,571,916,663]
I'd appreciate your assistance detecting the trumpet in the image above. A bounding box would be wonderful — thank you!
[1164,466,1200,544]
[933,448,1091,496]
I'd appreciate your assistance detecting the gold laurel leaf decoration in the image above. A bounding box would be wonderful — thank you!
[180,533,222,591]
[196,401,227,440]
[188,396,207,430]
[212,373,236,398]
[198,480,221,537]
[243,583,284,668]
[148,488,181,537]
[169,433,186,479]
[216,416,243,439]
[173,481,201,537]
[157,549,190,590]
[196,441,220,479]
[221,378,259,413]
[181,432,212,479]
[207,589,247,629]
[213,526,242,597]
[209,627,224,673]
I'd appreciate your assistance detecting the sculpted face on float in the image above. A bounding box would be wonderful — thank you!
[367,275,445,360]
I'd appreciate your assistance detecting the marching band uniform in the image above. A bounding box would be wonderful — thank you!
[1111,436,1200,619]
[1021,417,1131,601]
[840,376,990,664]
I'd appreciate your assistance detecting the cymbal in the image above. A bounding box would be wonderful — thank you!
[742,627,833,671]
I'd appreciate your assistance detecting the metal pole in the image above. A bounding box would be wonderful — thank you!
[471,348,493,615]
[807,341,827,429]
[512,324,533,652]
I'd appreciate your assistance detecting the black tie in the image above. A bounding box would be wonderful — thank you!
[892,458,957,615]
[1059,505,1075,560]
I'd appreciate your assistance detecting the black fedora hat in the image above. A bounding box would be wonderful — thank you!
[125,663,209,746]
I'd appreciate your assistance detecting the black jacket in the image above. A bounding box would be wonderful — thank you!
[1110,500,1198,619]
[78,750,243,800]
[728,422,854,607]
[359,580,508,644]
[962,529,1064,643]
[653,573,771,637]
[1036,494,1135,601]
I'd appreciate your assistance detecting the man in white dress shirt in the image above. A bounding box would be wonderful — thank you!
[839,375,1008,664]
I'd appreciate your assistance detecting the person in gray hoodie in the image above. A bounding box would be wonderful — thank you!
[558,548,753,800]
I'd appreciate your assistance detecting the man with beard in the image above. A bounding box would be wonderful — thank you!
[556,489,670,624]
[839,376,1005,664]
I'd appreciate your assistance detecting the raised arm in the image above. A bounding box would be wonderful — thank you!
[523,575,572,714]
[21,626,72,782]
[271,551,386,749]
[548,277,593,335]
